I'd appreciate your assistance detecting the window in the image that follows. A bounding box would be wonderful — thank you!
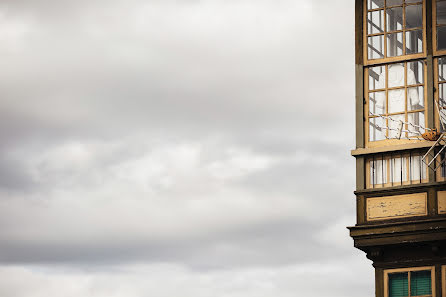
[366,0,425,63]
[366,151,427,188]
[366,60,426,144]
[434,0,446,54]
[435,57,446,131]
[385,267,434,297]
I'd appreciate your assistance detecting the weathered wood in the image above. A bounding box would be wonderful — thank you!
[367,193,428,221]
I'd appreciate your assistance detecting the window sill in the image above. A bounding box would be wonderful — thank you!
[351,141,436,157]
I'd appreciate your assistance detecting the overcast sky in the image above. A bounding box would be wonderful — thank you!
[0,1,373,296]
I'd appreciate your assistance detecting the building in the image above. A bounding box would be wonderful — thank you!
[349,1,446,297]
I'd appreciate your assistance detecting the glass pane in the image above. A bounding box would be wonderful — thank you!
[406,30,423,54]
[410,271,431,296]
[405,5,423,29]
[407,86,424,110]
[407,60,424,85]
[387,7,403,31]
[369,66,386,90]
[387,0,403,6]
[368,0,384,10]
[437,26,446,50]
[387,32,404,57]
[370,117,386,141]
[391,156,407,183]
[408,112,425,136]
[389,272,409,297]
[369,91,386,115]
[439,84,446,107]
[388,63,405,88]
[409,155,426,181]
[369,35,385,59]
[368,10,384,34]
[388,90,405,113]
[437,1,446,25]
[405,0,422,3]
[371,158,387,185]
[439,57,446,82]
[388,113,405,138]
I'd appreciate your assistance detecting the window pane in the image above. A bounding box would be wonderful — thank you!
[388,63,405,88]
[408,112,425,136]
[405,0,422,3]
[368,0,384,10]
[387,7,403,31]
[439,84,446,108]
[405,5,423,29]
[438,57,446,82]
[370,117,386,141]
[391,156,408,183]
[408,86,424,111]
[369,66,385,90]
[406,30,423,54]
[437,1,446,25]
[368,10,384,34]
[410,271,431,296]
[389,272,408,297]
[388,90,405,113]
[370,91,386,115]
[369,35,385,59]
[371,158,387,184]
[387,0,403,6]
[389,113,405,138]
[409,154,426,181]
[407,60,424,85]
[437,26,446,50]
[387,32,404,57]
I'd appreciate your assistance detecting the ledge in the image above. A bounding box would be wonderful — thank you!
[351,141,436,157]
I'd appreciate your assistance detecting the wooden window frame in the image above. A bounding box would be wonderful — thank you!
[384,266,435,297]
[364,0,427,66]
[433,0,446,56]
[366,151,428,188]
[365,60,428,148]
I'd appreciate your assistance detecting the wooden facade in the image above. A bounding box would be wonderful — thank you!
[350,1,446,297]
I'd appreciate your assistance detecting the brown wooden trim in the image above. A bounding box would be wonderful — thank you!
[352,141,434,156]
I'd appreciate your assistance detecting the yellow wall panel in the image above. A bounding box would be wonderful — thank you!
[367,193,427,221]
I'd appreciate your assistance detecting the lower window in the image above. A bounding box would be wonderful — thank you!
[385,267,434,297]
[366,151,428,188]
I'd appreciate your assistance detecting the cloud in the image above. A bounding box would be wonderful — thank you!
[0,0,367,296]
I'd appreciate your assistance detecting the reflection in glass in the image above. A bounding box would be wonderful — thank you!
[407,86,423,110]
[408,112,425,136]
[368,0,384,10]
[405,5,422,29]
[370,158,387,185]
[438,27,446,50]
[388,114,405,138]
[370,117,386,141]
[439,58,446,82]
[368,10,384,34]
[437,1,446,25]
[369,35,385,59]
[388,90,405,114]
[406,30,423,54]
[388,64,405,88]
[391,157,407,183]
[410,154,426,181]
[387,0,403,6]
[407,61,424,85]
[370,91,386,115]
[369,66,385,90]
[439,84,446,108]
[387,32,404,57]
[387,7,403,31]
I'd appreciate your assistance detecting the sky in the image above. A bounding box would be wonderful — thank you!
[0,0,374,296]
